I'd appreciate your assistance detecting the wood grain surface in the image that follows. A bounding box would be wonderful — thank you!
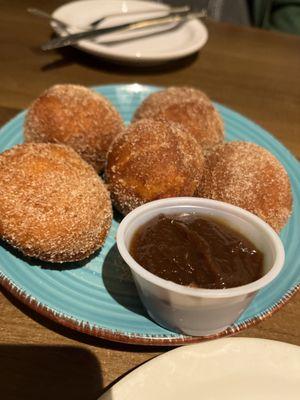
[0,1,299,399]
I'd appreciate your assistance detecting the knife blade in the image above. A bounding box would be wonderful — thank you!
[41,10,206,51]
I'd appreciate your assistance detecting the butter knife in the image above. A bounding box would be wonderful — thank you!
[41,10,206,51]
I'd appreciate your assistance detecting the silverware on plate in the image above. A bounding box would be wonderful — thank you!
[28,5,191,30]
[41,10,207,51]
[89,5,191,28]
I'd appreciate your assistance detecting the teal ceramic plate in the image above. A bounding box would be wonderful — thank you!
[0,84,299,345]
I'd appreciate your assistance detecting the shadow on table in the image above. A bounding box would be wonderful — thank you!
[0,344,103,400]
[1,285,168,354]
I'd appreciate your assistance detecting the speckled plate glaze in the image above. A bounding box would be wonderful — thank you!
[0,84,299,345]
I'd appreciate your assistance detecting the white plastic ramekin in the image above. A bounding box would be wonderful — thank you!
[116,198,285,336]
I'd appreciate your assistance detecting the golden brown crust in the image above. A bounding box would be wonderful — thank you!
[0,143,112,262]
[196,142,292,232]
[105,119,205,215]
[24,84,124,172]
[133,86,224,150]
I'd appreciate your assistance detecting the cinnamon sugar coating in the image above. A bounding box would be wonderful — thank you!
[24,84,124,172]
[105,119,205,215]
[0,143,112,262]
[133,86,224,150]
[196,142,292,232]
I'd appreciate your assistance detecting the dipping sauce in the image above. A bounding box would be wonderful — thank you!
[130,213,264,289]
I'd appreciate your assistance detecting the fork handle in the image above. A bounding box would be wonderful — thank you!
[27,7,68,28]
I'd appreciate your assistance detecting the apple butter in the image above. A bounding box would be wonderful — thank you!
[130,213,264,289]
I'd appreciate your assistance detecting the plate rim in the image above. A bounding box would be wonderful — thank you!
[98,337,300,398]
[0,272,299,345]
[0,83,299,346]
[51,0,208,63]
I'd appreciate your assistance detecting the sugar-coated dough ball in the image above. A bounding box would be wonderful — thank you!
[24,84,124,172]
[106,119,205,214]
[133,86,224,150]
[196,141,292,232]
[0,143,112,262]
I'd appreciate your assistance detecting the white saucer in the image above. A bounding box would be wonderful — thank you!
[51,0,208,64]
[99,338,300,399]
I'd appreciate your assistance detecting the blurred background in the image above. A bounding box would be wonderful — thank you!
[163,0,300,35]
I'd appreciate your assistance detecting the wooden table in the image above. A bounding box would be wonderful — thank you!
[0,1,299,399]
